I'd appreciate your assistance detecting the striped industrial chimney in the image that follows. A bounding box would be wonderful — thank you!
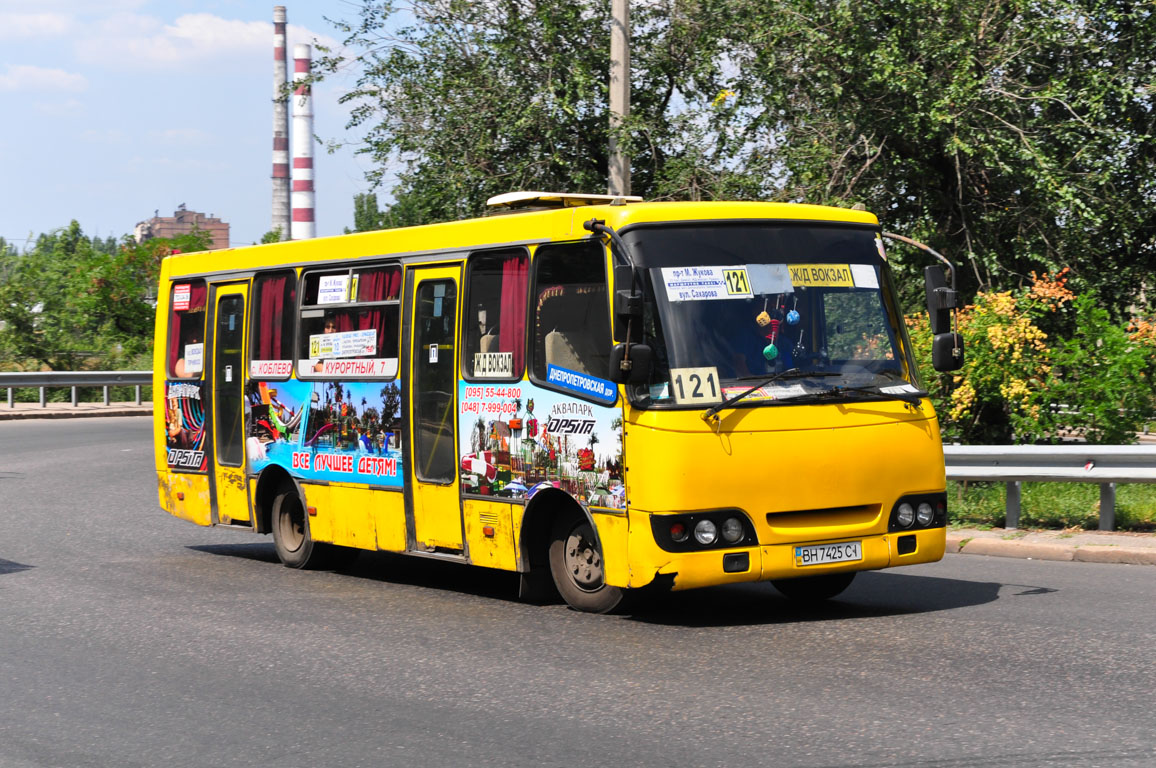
[271,6,290,240]
[290,43,315,240]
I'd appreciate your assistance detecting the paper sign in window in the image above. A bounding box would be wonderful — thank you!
[184,343,203,373]
[317,275,350,304]
[473,352,513,378]
[309,329,377,359]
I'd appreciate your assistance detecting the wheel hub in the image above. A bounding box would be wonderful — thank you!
[564,524,603,591]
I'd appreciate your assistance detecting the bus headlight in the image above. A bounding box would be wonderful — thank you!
[916,502,935,527]
[896,503,915,528]
[694,519,718,545]
[721,517,744,544]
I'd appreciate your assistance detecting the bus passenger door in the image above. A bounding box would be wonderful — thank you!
[405,265,463,552]
[208,284,250,525]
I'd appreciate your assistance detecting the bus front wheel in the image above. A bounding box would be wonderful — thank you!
[771,572,856,602]
[548,514,623,613]
[271,487,350,570]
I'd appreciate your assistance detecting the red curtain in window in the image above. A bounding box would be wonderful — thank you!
[499,255,528,374]
[258,274,287,359]
[355,267,397,356]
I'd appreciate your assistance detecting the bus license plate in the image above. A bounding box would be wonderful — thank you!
[795,541,862,567]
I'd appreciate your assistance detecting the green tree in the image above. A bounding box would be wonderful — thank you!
[323,0,734,225]
[326,0,1154,315]
[0,222,210,371]
[724,0,1156,310]
[346,192,386,233]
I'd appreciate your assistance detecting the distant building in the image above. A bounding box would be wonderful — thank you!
[134,204,229,250]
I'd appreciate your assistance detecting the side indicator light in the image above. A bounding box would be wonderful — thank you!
[176,492,184,501]
[307,506,317,517]
[483,525,495,538]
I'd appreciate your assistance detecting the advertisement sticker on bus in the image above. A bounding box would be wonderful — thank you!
[164,381,206,472]
[457,382,624,510]
[246,379,405,487]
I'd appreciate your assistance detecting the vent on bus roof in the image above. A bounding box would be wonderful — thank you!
[485,191,643,214]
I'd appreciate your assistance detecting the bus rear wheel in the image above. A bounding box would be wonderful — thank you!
[548,514,623,614]
[771,572,856,602]
[270,487,352,570]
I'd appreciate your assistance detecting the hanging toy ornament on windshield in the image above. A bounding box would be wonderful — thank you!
[786,296,800,326]
[763,342,779,361]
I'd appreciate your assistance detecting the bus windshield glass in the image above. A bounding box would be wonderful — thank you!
[622,223,918,406]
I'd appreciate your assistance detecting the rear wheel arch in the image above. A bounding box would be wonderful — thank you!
[253,465,298,535]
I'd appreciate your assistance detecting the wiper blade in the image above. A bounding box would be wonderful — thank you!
[701,369,840,425]
[797,384,926,406]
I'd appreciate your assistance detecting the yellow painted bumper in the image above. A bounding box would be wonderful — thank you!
[625,515,945,591]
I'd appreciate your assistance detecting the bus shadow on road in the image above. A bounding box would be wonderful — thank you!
[0,558,34,576]
[188,543,526,602]
[627,571,1004,627]
[187,544,1008,623]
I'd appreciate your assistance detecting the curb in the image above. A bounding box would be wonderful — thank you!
[947,534,1156,566]
[0,408,152,421]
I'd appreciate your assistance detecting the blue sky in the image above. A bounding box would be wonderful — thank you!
[0,1,379,248]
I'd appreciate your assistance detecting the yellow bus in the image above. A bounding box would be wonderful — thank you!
[153,193,963,612]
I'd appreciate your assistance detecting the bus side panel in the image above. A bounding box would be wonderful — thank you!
[592,510,630,589]
[326,485,378,550]
[301,484,332,542]
[157,470,213,527]
[373,489,407,552]
[462,498,517,570]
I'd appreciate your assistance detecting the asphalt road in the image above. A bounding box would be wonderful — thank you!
[2,417,1155,768]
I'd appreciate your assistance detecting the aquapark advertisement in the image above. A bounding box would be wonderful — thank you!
[457,380,625,510]
[165,370,625,511]
[244,378,405,487]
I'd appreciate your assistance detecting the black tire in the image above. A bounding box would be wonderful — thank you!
[270,487,355,570]
[548,514,624,613]
[771,571,856,602]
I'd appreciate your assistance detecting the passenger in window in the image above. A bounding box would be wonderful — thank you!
[313,311,339,372]
[174,322,203,379]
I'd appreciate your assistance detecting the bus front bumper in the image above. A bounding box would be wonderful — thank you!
[625,522,946,591]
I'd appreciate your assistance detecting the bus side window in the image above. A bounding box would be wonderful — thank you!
[297,263,401,378]
[463,248,528,380]
[168,280,207,379]
[250,270,297,378]
[531,241,611,381]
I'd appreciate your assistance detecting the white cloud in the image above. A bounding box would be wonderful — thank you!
[33,98,84,117]
[0,12,72,38]
[76,13,340,69]
[153,128,211,144]
[0,65,87,92]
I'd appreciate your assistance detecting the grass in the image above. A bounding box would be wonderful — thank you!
[947,480,1156,531]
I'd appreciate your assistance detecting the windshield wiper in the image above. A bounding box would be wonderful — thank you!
[794,383,926,407]
[701,369,840,427]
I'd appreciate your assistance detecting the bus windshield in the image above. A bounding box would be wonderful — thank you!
[622,223,918,406]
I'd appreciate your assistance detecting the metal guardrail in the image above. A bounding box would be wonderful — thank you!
[4,372,1152,531]
[944,445,1156,531]
[1,370,151,408]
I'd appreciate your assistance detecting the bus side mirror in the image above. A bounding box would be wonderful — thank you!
[932,332,964,371]
[924,265,958,336]
[612,264,642,342]
[609,343,652,384]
